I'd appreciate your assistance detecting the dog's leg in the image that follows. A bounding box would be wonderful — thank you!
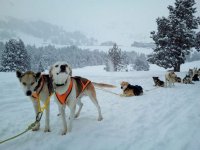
[87,90,103,121]
[44,103,50,132]
[32,100,40,131]
[59,105,67,135]
[75,99,83,118]
[68,103,76,132]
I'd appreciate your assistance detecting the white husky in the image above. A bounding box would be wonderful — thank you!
[49,62,115,135]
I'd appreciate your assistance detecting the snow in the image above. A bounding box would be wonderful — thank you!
[0,61,200,150]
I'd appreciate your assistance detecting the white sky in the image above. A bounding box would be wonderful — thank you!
[0,0,200,45]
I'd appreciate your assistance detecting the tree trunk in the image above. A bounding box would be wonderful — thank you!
[174,63,180,72]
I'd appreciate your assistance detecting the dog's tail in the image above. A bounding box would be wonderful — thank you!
[92,82,116,88]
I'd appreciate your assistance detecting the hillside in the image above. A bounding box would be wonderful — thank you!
[0,17,97,46]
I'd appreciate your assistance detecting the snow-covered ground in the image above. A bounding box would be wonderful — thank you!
[0,61,200,150]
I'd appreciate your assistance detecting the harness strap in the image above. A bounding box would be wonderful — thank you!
[55,79,73,105]
[77,80,91,98]
[32,75,45,100]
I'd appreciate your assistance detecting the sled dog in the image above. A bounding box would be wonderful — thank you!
[152,77,165,87]
[182,75,194,84]
[49,62,116,135]
[120,81,143,97]
[165,71,177,87]
[16,70,53,132]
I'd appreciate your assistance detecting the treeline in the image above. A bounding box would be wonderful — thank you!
[0,39,150,72]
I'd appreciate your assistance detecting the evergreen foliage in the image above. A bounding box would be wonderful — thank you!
[148,0,200,72]
[105,43,128,72]
[1,39,31,72]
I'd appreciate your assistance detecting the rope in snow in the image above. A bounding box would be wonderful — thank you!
[95,87,122,96]
[145,86,160,92]
[0,122,37,144]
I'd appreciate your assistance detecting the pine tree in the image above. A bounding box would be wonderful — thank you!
[133,54,150,71]
[148,0,200,72]
[105,43,127,72]
[1,39,31,72]
[195,31,200,51]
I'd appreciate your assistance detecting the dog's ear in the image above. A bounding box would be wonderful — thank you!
[16,70,22,78]
[49,65,53,78]
[35,72,41,79]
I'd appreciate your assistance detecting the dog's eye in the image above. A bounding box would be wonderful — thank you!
[55,65,58,68]
[22,82,26,86]
[31,82,35,85]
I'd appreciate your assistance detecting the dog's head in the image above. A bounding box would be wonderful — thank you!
[16,70,41,96]
[120,81,129,90]
[152,77,159,82]
[49,62,72,85]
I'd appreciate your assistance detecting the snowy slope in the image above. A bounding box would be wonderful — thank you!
[0,62,200,150]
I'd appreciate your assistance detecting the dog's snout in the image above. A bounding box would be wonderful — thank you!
[60,65,66,72]
[121,87,123,89]
[26,90,32,96]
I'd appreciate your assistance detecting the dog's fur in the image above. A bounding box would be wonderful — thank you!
[183,75,194,84]
[152,77,165,87]
[175,76,182,83]
[192,74,199,81]
[120,81,143,96]
[165,71,177,87]
[16,71,53,132]
[49,62,115,135]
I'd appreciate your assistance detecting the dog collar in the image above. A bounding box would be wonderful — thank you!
[55,79,68,87]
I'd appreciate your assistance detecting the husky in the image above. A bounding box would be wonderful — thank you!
[49,62,116,135]
[16,71,53,132]
[120,81,143,97]
[165,71,177,87]
[192,74,199,81]
[175,76,182,83]
[183,75,194,84]
[152,77,165,87]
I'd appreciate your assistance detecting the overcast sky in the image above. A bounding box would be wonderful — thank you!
[0,0,200,45]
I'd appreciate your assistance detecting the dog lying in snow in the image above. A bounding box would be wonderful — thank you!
[152,77,165,87]
[49,62,116,135]
[16,71,53,132]
[165,71,177,87]
[175,76,182,83]
[182,75,194,84]
[120,81,143,97]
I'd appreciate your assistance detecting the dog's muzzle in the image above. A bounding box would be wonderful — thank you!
[121,87,123,89]
[60,65,66,72]
[26,90,32,96]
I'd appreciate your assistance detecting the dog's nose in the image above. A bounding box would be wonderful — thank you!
[60,65,66,72]
[26,90,32,96]
[121,87,123,89]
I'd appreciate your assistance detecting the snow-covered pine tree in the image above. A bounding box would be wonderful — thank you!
[1,39,31,72]
[195,31,200,51]
[133,54,150,71]
[148,0,200,72]
[105,43,127,72]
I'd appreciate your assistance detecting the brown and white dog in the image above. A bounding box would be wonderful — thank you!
[165,71,177,87]
[49,62,115,135]
[16,71,53,132]
[120,81,143,97]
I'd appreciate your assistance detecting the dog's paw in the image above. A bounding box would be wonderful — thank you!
[44,128,51,132]
[98,116,103,121]
[75,113,80,118]
[32,124,40,131]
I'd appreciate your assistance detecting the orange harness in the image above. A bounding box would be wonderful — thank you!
[55,77,91,105]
